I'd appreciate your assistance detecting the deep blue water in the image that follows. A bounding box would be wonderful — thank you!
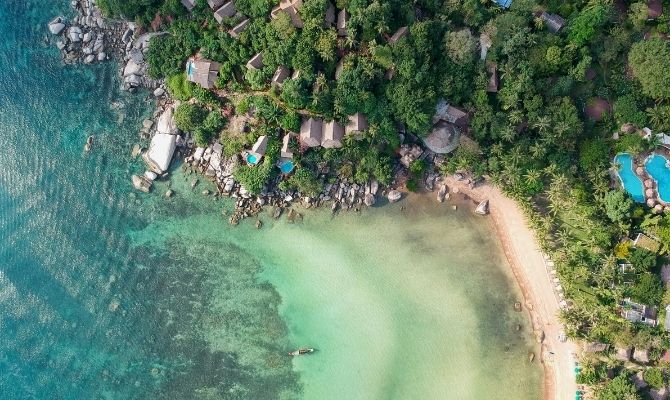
[0,1,298,398]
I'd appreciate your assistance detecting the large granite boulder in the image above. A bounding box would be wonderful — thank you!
[48,17,66,35]
[387,190,402,202]
[68,26,82,42]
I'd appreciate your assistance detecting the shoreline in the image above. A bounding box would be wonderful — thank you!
[442,176,576,400]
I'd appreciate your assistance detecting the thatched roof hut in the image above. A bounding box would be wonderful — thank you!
[337,9,349,36]
[300,117,323,147]
[181,0,196,11]
[345,113,368,136]
[423,120,460,154]
[186,58,221,89]
[272,66,291,85]
[214,2,236,24]
[229,18,250,38]
[246,52,264,70]
[321,120,344,148]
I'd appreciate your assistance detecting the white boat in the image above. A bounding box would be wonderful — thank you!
[288,348,314,356]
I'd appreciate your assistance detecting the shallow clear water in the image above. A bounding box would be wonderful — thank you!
[0,0,542,398]
[615,153,645,203]
[645,154,670,203]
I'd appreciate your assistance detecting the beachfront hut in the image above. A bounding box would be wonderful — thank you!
[300,117,323,147]
[214,2,236,24]
[271,0,304,28]
[486,63,498,92]
[337,9,349,36]
[272,66,291,86]
[186,58,221,89]
[245,135,268,165]
[246,52,264,70]
[321,120,344,148]
[423,120,461,154]
[208,0,226,9]
[633,232,661,253]
[324,2,336,26]
[281,133,294,158]
[388,26,408,44]
[229,18,250,38]
[540,12,565,33]
[181,0,196,11]
[345,113,368,136]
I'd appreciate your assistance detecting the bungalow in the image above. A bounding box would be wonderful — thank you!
[271,0,304,28]
[337,9,349,37]
[272,66,291,85]
[208,0,226,9]
[433,99,468,129]
[281,133,293,158]
[388,26,408,45]
[229,18,250,38]
[186,58,221,89]
[321,120,344,148]
[540,12,566,34]
[324,2,336,26]
[634,232,661,253]
[621,298,658,326]
[214,2,236,24]
[486,63,499,92]
[181,0,196,11]
[632,371,648,389]
[245,135,268,165]
[423,120,460,154]
[300,117,323,147]
[246,52,264,70]
[345,113,368,136]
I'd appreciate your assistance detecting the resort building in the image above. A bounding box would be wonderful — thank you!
[278,134,295,173]
[186,58,221,89]
[321,120,344,148]
[423,120,460,154]
[633,348,651,364]
[621,298,658,326]
[271,0,304,28]
[388,26,408,44]
[229,18,250,38]
[584,342,610,353]
[272,66,291,86]
[337,9,349,37]
[633,232,661,253]
[345,113,368,136]
[208,0,226,9]
[539,12,566,33]
[181,0,196,12]
[214,2,236,24]
[434,99,468,129]
[246,52,264,70]
[300,117,323,147]
[245,135,268,165]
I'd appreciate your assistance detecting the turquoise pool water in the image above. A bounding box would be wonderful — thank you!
[645,154,670,203]
[246,153,258,164]
[279,159,294,173]
[615,153,645,203]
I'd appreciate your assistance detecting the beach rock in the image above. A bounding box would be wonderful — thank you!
[83,31,94,43]
[123,59,142,76]
[142,119,154,130]
[437,185,447,202]
[126,74,141,87]
[122,28,133,44]
[84,54,95,64]
[68,26,82,42]
[144,171,158,181]
[387,190,402,203]
[364,193,375,206]
[97,52,106,61]
[202,189,210,196]
[131,175,151,193]
[56,40,66,50]
[165,189,174,198]
[255,220,262,229]
[129,48,144,64]
[153,87,165,97]
[48,20,66,35]
[370,180,379,196]
[131,144,142,158]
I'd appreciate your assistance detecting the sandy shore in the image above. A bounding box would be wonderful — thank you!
[442,177,576,400]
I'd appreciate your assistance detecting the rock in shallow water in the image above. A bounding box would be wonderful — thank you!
[48,22,65,35]
[387,190,402,203]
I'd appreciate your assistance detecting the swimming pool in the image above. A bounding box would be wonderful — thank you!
[279,159,294,174]
[645,154,670,203]
[614,153,645,203]
[246,153,259,164]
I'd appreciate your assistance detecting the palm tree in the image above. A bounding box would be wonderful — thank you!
[508,109,524,125]
[500,126,516,143]
[533,116,551,134]
[530,142,546,158]
[523,169,542,188]
[646,106,664,129]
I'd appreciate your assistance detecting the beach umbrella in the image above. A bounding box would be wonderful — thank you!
[647,199,656,207]
[637,166,645,175]
[645,179,654,188]
[655,204,664,212]
[646,188,655,197]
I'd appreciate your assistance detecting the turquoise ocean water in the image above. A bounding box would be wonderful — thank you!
[0,1,542,399]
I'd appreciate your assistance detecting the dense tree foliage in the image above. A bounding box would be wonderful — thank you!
[629,39,670,101]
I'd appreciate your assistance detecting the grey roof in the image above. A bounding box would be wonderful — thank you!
[251,135,268,155]
[345,113,368,135]
[214,2,236,23]
[388,26,408,44]
[229,18,250,38]
[181,0,196,11]
[246,52,263,70]
[272,66,291,85]
[337,9,348,36]
[540,12,565,33]
[186,58,221,89]
[300,117,323,147]
[208,0,226,9]
[321,120,344,148]
[273,0,303,27]
[423,120,460,154]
